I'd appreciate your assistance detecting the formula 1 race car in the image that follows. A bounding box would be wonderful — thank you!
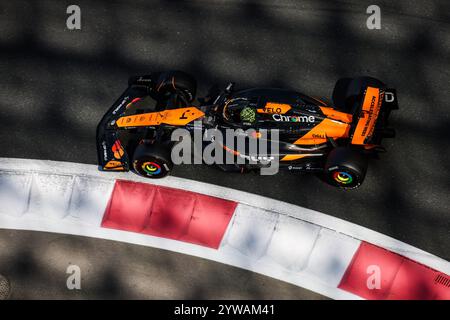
[97,71,398,189]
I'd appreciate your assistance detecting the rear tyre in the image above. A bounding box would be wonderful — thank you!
[155,70,197,103]
[132,143,173,179]
[332,76,385,114]
[324,147,368,189]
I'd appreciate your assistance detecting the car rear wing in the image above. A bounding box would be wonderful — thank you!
[350,86,398,146]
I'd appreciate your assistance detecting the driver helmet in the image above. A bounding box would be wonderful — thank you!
[240,107,256,124]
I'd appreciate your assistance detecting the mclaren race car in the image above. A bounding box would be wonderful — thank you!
[97,71,398,189]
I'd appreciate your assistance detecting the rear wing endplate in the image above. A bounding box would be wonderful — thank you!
[351,86,398,145]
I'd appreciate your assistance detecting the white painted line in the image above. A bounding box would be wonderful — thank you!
[304,229,361,287]
[224,205,279,259]
[0,172,32,217]
[261,214,321,272]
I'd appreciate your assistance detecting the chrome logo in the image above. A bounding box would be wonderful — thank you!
[142,162,161,175]
[272,114,315,123]
[333,171,353,184]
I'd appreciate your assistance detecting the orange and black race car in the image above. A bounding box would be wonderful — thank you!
[97,71,398,188]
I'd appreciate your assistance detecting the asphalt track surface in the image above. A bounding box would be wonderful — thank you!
[0,0,449,298]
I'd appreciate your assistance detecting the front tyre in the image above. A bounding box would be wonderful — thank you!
[132,143,173,179]
[155,70,197,103]
[324,147,368,189]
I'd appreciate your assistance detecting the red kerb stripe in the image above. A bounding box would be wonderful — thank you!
[101,180,237,249]
[338,242,450,300]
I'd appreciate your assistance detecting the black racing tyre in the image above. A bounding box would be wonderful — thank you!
[332,76,385,114]
[155,70,197,102]
[324,147,368,189]
[132,143,174,179]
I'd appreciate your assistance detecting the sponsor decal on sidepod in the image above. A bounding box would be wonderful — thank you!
[272,114,315,123]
